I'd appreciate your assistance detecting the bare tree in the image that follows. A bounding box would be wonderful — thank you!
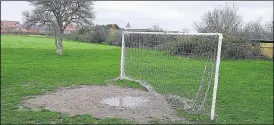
[264,20,273,40]
[23,1,95,55]
[150,25,163,32]
[242,20,273,40]
[194,3,242,35]
[243,19,266,39]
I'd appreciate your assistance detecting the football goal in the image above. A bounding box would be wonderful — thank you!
[117,31,223,120]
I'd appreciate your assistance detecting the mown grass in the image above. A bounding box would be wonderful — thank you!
[1,35,273,124]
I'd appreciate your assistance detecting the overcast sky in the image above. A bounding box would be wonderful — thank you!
[1,1,273,32]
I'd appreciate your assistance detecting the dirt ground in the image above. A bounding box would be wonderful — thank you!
[21,85,187,124]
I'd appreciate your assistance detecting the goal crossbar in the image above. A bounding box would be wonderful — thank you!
[119,31,223,120]
[124,31,222,36]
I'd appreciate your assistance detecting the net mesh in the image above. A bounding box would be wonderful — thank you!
[122,32,220,115]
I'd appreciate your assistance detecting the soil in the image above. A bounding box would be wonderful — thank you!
[21,85,187,124]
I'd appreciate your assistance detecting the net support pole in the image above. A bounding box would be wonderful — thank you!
[210,33,223,120]
[120,31,126,79]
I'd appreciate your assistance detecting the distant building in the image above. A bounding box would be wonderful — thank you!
[250,39,273,59]
[1,20,21,33]
[1,20,77,34]
[39,23,77,34]
[125,22,131,29]
[167,31,180,33]
[38,24,52,34]
[128,29,150,32]
[63,24,77,34]
[22,23,77,34]
[21,23,40,34]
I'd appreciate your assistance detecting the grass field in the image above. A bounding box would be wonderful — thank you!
[1,35,273,124]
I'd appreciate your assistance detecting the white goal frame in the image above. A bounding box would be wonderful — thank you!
[118,31,223,120]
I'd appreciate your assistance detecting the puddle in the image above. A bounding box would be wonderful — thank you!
[100,96,149,108]
[22,85,183,124]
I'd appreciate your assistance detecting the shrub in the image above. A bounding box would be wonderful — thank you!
[157,35,267,60]
[220,35,265,60]
[161,36,218,58]
[107,31,122,46]
[63,26,108,43]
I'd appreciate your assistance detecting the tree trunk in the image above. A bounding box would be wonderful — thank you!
[54,35,58,48]
[56,34,63,56]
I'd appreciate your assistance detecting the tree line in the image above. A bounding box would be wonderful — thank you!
[22,1,273,59]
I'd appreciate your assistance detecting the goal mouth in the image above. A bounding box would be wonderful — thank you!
[118,31,223,120]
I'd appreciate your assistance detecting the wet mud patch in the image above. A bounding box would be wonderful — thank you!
[21,85,186,124]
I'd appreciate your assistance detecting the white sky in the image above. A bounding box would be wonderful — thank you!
[1,1,273,32]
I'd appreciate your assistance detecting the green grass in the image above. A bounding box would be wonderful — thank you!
[1,35,273,124]
[125,48,215,99]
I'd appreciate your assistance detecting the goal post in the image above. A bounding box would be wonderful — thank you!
[120,31,126,79]
[118,31,223,120]
[211,33,223,120]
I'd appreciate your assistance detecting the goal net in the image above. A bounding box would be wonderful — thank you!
[118,31,223,120]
